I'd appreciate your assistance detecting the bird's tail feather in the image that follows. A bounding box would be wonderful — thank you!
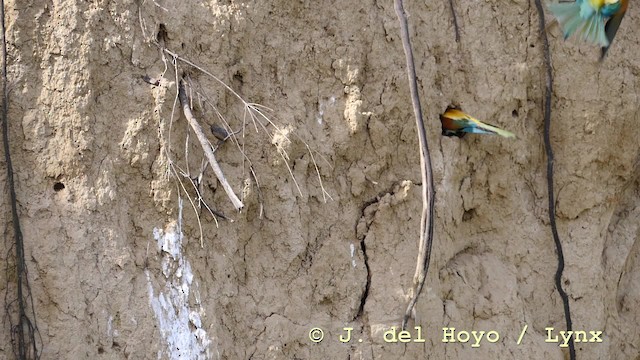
[472,122,516,138]
[578,12,609,46]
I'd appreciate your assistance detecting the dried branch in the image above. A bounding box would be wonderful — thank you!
[177,79,244,210]
[163,48,332,202]
[395,0,436,330]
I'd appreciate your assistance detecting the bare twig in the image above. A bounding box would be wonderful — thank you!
[162,48,332,202]
[178,80,269,217]
[306,144,333,202]
[178,79,244,210]
[248,165,265,219]
[395,0,436,330]
[170,164,206,247]
[163,48,249,110]
[159,52,180,181]
[149,0,169,12]
[182,159,235,223]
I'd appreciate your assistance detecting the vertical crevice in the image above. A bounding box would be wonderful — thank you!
[354,197,379,321]
[355,236,371,319]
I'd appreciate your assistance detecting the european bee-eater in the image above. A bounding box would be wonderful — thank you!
[548,0,627,55]
[440,107,516,138]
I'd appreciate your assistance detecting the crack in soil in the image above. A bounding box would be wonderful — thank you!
[353,184,400,321]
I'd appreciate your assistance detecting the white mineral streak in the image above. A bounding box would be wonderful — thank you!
[146,198,213,359]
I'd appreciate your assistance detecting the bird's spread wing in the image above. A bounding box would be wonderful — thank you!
[548,1,610,46]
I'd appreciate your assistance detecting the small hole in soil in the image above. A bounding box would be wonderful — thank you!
[156,24,168,44]
[53,182,65,191]
[462,208,476,222]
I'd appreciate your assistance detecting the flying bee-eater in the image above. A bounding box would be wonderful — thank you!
[548,0,628,57]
